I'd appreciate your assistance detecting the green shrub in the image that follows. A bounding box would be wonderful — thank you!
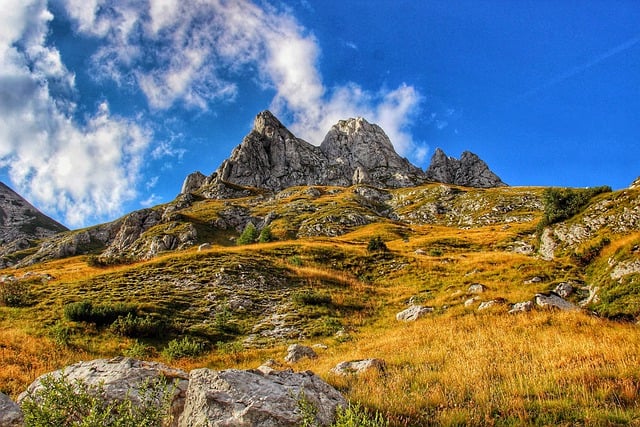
[538,186,611,231]
[214,306,240,334]
[123,340,152,358]
[571,237,611,266]
[236,222,259,245]
[367,236,387,252]
[333,403,389,427]
[0,278,33,307]
[161,336,206,360]
[110,313,162,338]
[21,373,170,426]
[64,301,137,327]
[258,225,274,243]
[49,321,72,348]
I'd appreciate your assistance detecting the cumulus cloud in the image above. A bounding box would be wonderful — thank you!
[0,0,150,227]
[61,0,424,157]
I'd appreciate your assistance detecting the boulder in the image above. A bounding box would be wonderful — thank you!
[330,359,386,376]
[285,344,318,363]
[477,300,499,311]
[534,293,578,311]
[178,368,346,427]
[554,282,574,298]
[396,305,434,321]
[18,357,189,427]
[464,297,479,308]
[467,283,486,294]
[0,392,23,426]
[508,300,534,314]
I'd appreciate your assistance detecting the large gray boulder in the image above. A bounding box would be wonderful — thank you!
[330,359,386,376]
[285,344,318,363]
[178,368,347,427]
[0,392,23,426]
[396,305,434,321]
[534,293,578,311]
[18,357,189,427]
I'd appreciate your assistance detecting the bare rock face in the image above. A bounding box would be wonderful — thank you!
[0,392,23,426]
[18,357,189,426]
[319,117,427,188]
[425,148,506,188]
[184,111,430,198]
[630,176,640,189]
[178,368,346,427]
[0,182,68,266]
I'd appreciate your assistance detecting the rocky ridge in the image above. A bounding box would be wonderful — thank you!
[425,148,506,188]
[0,182,67,266]
[182,110,503,198]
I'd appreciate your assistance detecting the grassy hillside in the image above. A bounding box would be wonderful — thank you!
[1,183,640,425]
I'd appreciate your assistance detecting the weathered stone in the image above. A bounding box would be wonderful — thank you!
[554,282,574,298]
[535,293,578,311]
[467,283,486,294]
[330,359,386,376]
[0,392,23,426]
[396,305,434,321]
[285,344,318,363]
[478,300,499,311]
[18,357,189,427]
[579,285,601,306]
[425,148,506,188]
[464,297,479,307]
[509,300,534,314]
[178,368,346,427]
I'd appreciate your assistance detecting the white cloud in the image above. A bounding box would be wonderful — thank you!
[61,0,424,157]
[0,0,151,227]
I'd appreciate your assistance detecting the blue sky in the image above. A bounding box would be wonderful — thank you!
[0,0,638,228]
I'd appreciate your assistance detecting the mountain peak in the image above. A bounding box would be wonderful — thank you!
[182,111,506,197]
[425,148,506,188]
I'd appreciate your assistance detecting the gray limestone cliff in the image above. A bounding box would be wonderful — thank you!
[0,182,68,262]
[183,111,505,197]
[425,148,506,188]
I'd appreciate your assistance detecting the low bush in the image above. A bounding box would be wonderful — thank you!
[161,336,206,360]
[236,222,259,245]
[0,278,34,307]
[333,403,389,427]
[64,301,137,327]
[367,236,387,252]
[293,290,333,306]
[21,373,170,426]
[110,313,163,338]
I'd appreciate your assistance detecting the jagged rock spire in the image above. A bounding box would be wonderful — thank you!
[425,148,506,188]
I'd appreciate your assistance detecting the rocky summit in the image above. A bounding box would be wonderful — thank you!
[0,182,67,265]
[182,111,503,197]
[425,148,506,188]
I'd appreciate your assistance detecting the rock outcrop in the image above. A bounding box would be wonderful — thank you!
[18,357,189,426]
[425,148,506,188]
[179,368,346,426]
[17,358,348,427]
[0,392,23,426]
[0,182,68,266]
[182,111,507,199]
[188,111,430,197]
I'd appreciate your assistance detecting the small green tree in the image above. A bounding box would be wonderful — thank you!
[236,222,259,245]
[367,236,387,252]
[258,225,274,243]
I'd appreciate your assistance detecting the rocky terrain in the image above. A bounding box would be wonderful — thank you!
[0,183,67,267]
[1,111,640,426]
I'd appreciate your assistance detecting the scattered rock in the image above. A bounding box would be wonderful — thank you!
[18,357,189,427]
[579,285,601,306]
[524,276,544,285]
[197,243,211,252]
[330,359,386,376]
[414,248,426,255]
[509,301,534,314]
[396,305,434,321]
[534,293,578,311]
[478,300,499,311]
[464,297,479,308]
[467,283,486,294]
[285,344,318,363]
[178,368,346,427]
[554,282,574,298]
[0,392,23,426]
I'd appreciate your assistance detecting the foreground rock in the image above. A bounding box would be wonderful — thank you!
[178,368,346,427]
[331,359,386,376]
[18,357,189,427]
[285,344,318,363]
[534,293,578,311]
[396,305,434,321]
[0,392,23,426]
